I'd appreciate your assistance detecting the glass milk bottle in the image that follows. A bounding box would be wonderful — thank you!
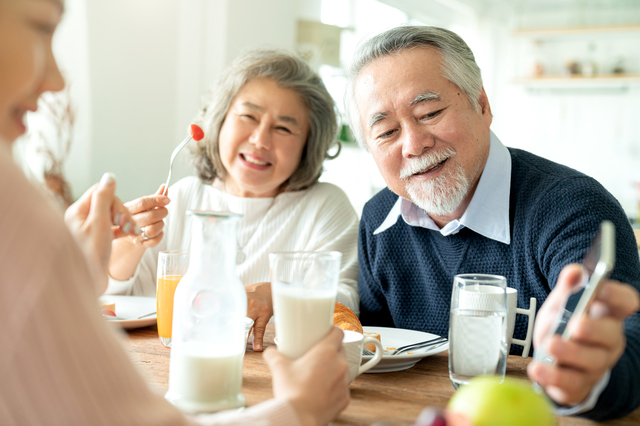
[165,211,247,413]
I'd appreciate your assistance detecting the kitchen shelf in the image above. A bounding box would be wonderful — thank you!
[512,24,640,38]
[512,74,640,90]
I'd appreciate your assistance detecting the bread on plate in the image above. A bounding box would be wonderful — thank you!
[333,302,363,333]
[333,302,382,352]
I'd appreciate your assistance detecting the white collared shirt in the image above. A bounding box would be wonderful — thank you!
[374,131,511,244]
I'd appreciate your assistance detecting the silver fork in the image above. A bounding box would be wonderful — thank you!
[163,134,194,196]
[363,347,376,356]
[390,336,448,355]
[362,336,448,356]
[103,311,156,321]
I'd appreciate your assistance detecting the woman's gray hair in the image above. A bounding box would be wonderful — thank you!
[192,48,339,192]
[345,25,483,150]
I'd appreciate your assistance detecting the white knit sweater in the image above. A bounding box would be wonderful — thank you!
[107,177,360,314]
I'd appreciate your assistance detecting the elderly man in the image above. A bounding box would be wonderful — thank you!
[346,25,640,420]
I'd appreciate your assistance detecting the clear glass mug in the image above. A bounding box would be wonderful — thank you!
[269,251,342,360]
[448,274,508,389]
[156,250,189,347]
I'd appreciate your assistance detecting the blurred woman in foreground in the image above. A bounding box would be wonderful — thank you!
[108,49,359,350]
[0,0,348,424]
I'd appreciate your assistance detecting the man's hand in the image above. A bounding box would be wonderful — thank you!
[65,173,139,293]
[528,264,640,406]
[264,326,350,426]
[245,281,273,351]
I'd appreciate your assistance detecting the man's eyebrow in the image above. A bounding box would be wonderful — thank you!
[368,111,389,129]
[241,102,299,126]
[367,91,441,129]
[410,91,441,106]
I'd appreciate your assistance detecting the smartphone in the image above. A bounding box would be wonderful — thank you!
[560,220,616,340]
[535,220,615,365]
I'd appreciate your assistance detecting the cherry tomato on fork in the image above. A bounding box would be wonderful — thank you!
[189,124,204,141]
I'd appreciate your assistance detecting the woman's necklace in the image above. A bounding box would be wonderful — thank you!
[235,195,277,264]
[221,181,278,265]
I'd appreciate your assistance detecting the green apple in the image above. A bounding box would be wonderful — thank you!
[446,376,555,426]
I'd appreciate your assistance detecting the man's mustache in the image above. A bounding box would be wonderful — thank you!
[400,148,456,179]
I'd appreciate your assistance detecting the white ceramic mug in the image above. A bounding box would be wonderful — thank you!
[459,286,536,358]
[342,330,383,383]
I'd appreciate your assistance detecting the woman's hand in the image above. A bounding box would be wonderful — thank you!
[245,281,274,351]
[124,184,170,247]
[65,173,139,293]
[264,327,350,426]
[108,184,170,282]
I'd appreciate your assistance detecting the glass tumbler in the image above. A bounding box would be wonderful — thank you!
[448,274,508,389]
[156,250,189,347]
[269,251,341,360]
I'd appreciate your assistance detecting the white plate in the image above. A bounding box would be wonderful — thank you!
[362,326,448,373]
[100,295,157,330]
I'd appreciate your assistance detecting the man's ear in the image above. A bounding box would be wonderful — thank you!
[478,87,492,127]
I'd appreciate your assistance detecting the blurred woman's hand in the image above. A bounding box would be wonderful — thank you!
[65,173,139,293]
[264,326,350,426]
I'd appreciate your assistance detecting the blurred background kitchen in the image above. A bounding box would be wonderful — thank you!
[13,0,640,221]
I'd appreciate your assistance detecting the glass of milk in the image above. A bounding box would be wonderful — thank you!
[269,251,342,359]
[448,274,508,389]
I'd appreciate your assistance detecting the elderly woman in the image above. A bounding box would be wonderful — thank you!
[108,49,359,350]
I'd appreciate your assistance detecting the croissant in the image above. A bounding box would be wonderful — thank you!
[333,302,363,333]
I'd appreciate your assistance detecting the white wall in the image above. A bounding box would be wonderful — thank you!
[84,0,180,202]
[42,0,308,203]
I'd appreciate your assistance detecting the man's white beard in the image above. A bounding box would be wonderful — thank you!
[401,148,470,216]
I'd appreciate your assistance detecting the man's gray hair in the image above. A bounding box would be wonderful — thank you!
[345,25,483,149]
[192,48,339,191]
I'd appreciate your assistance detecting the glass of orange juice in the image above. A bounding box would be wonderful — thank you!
[157,250,189,347]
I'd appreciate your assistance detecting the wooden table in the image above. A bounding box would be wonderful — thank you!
[122,324,640,426]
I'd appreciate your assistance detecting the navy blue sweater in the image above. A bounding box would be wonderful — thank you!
[358,148,640,420]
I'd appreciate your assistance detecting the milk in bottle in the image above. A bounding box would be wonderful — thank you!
[166,211,247,413]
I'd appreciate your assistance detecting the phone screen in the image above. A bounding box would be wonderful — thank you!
[552,286,586,337]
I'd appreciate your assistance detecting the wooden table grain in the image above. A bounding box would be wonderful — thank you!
[121,324,640,426]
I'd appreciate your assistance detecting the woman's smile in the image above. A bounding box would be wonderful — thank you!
[240,152,271,169]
